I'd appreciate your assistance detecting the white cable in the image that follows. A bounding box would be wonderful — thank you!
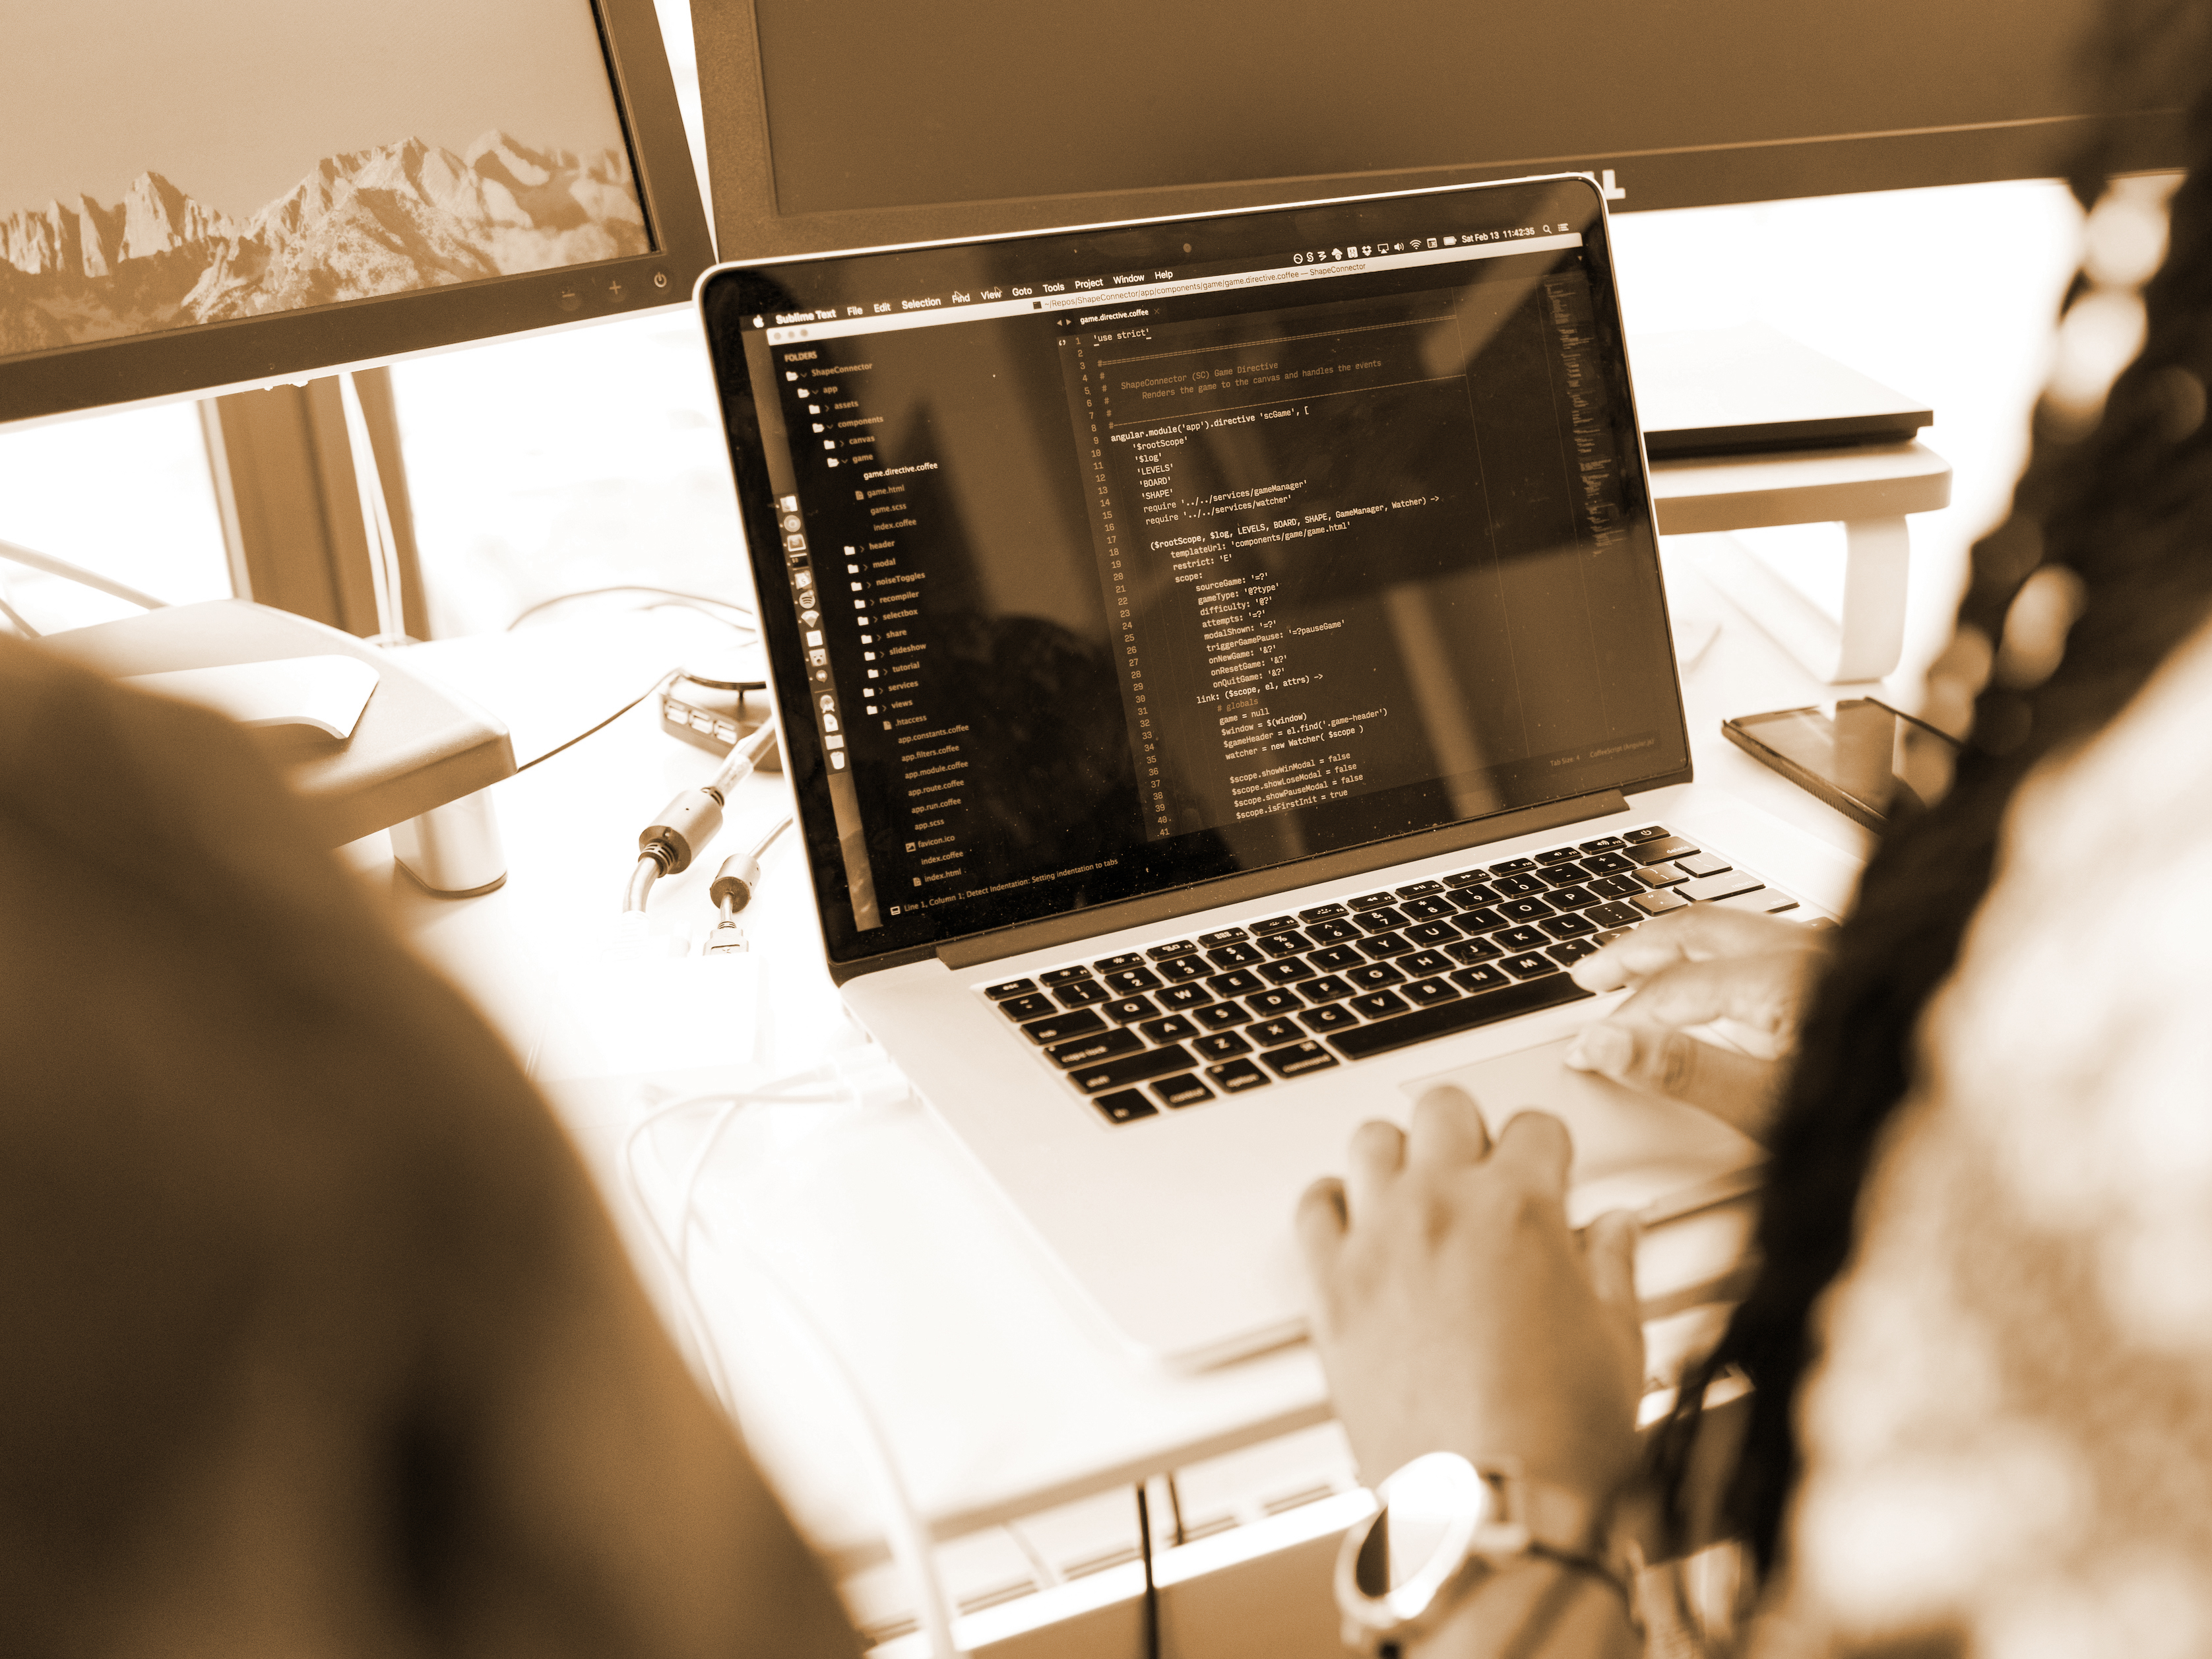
[336,370,412,646]
[0,535,170,611]
[712,713,780,795]
[622,1067,967,1659]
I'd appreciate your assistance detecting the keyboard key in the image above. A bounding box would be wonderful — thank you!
[1717,888,1800,915]
[1259,956,1315,983]
[1042,965,1094,986]
[1579,835,1626,853]
[1198,927,1250,947]
[1158,955,1212,983]
[1587,874,1643,899]
[1348,990,1410,1020]
[1587,901,1644,928]
[1538,912,1598,940]
[1147,939,1197,961]
[1047,1027,1143,1068]
[1069,1043,1197,1093]
[1152,1074,1214,1109]
[1403,977,1460,1008]
[1298,901,1349,922]
[1633,888,1690,915]
[1633,865,1688,889]
[1302,974,1356,1002]
[1104,994,1160,1023]
[1449,963,1513,993]
[1399,895,1458,922]
[1193,1031,1253,1061]
[1494,872,1547,897]
[1596,928,1633,946]
[1395,879,1444,899]
[1545,885,1598,909]
[1680,870,1763,903]
[1329,973,1593,1060]
[1675,851,1732,878]
[1140,1014,1200,1044]
[1310,944,1364,971]
[1021,1008,1106,1045]
[1444,937,1503,965]
[1626,837,1699,866]
[1347,891,1397,911]
[1257,930,1311,958]
[1208,967,1265,996]
[1092,1090,1158,1124]
[1245,989,1303,1018]
[1579,852,1634,876]
[1451,903,1506,930]
[1546,939,1600,965]
[1249,914,1300,936]
[1261,1039,1340,1078]
[1193,1000,1253,1029]
[1535,847,1583,865]
[1104,966,1164,993]
[1356,932,1414,959]
[1208,941,1265,968]
[1206,1057,1271,1093]
[1158,982,1214,1010]
[1497,896,1556,923]
[998,992,1056,1022]
[1489,857,1536,876]
[1448,882,1503,905]
[985,977,1037,1000]
[1401,949,1453,977]
[1499,952,1560,979]
[1306,918,1361,945]
[1249,1017,1304,1047]
[1494,925,1550,952]
[1300,1004,1360,1034]
[1623,825,1675,843]
[1355,906,1410,932]
[1539,866,1593,892]
[1346,961,1406,990]
[1054,979,1111,1006]
[1094,952,1146,973]
[1442,870,1496,890]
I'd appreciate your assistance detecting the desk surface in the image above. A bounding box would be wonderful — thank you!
[362,563,1879,1567]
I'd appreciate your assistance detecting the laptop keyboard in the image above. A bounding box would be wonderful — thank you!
[978,826,1803,1125]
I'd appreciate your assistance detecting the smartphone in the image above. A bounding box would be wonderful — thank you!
[1721,698,1961,830]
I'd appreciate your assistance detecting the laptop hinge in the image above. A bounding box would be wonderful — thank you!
[935,790,1631,971]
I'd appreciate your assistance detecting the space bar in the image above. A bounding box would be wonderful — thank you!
[1330,975,1594,1061]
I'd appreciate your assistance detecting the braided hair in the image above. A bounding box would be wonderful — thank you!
[1655,0,2212,1575]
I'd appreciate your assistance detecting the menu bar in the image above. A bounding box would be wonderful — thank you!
[762,231,1585,346]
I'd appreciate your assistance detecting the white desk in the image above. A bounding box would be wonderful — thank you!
[352,566,1880,1610]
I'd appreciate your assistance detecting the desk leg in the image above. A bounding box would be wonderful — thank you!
[1693,515,1910,684]
[391,788,509,896]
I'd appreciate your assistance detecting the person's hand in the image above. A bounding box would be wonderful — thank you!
[1297,1086,1644,1518]
[1563,905,1830,1143]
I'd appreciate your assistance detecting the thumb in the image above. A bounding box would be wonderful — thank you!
[1565,1018,1782,1139]
[1581,1209,1641,1322]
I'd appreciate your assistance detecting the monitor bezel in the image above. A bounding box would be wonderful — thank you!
[0,0,716,425]
[695,0,2186,261]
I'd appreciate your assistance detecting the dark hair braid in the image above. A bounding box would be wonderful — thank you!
[1655,0,2212,1574]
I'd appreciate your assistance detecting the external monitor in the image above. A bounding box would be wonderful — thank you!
[695,0,2186,260]
[0,0,713,425]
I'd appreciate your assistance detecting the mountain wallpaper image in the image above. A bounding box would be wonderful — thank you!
[0,131,647,357]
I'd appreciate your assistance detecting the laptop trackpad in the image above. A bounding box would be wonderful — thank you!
[1403,1036,1763,1228]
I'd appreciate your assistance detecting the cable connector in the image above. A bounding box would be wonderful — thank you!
[833,1044,912,1112]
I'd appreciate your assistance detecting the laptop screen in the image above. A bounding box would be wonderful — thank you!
[699,176,1688,971]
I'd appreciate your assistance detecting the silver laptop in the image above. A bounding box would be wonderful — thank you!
[698,176,1787,1367]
